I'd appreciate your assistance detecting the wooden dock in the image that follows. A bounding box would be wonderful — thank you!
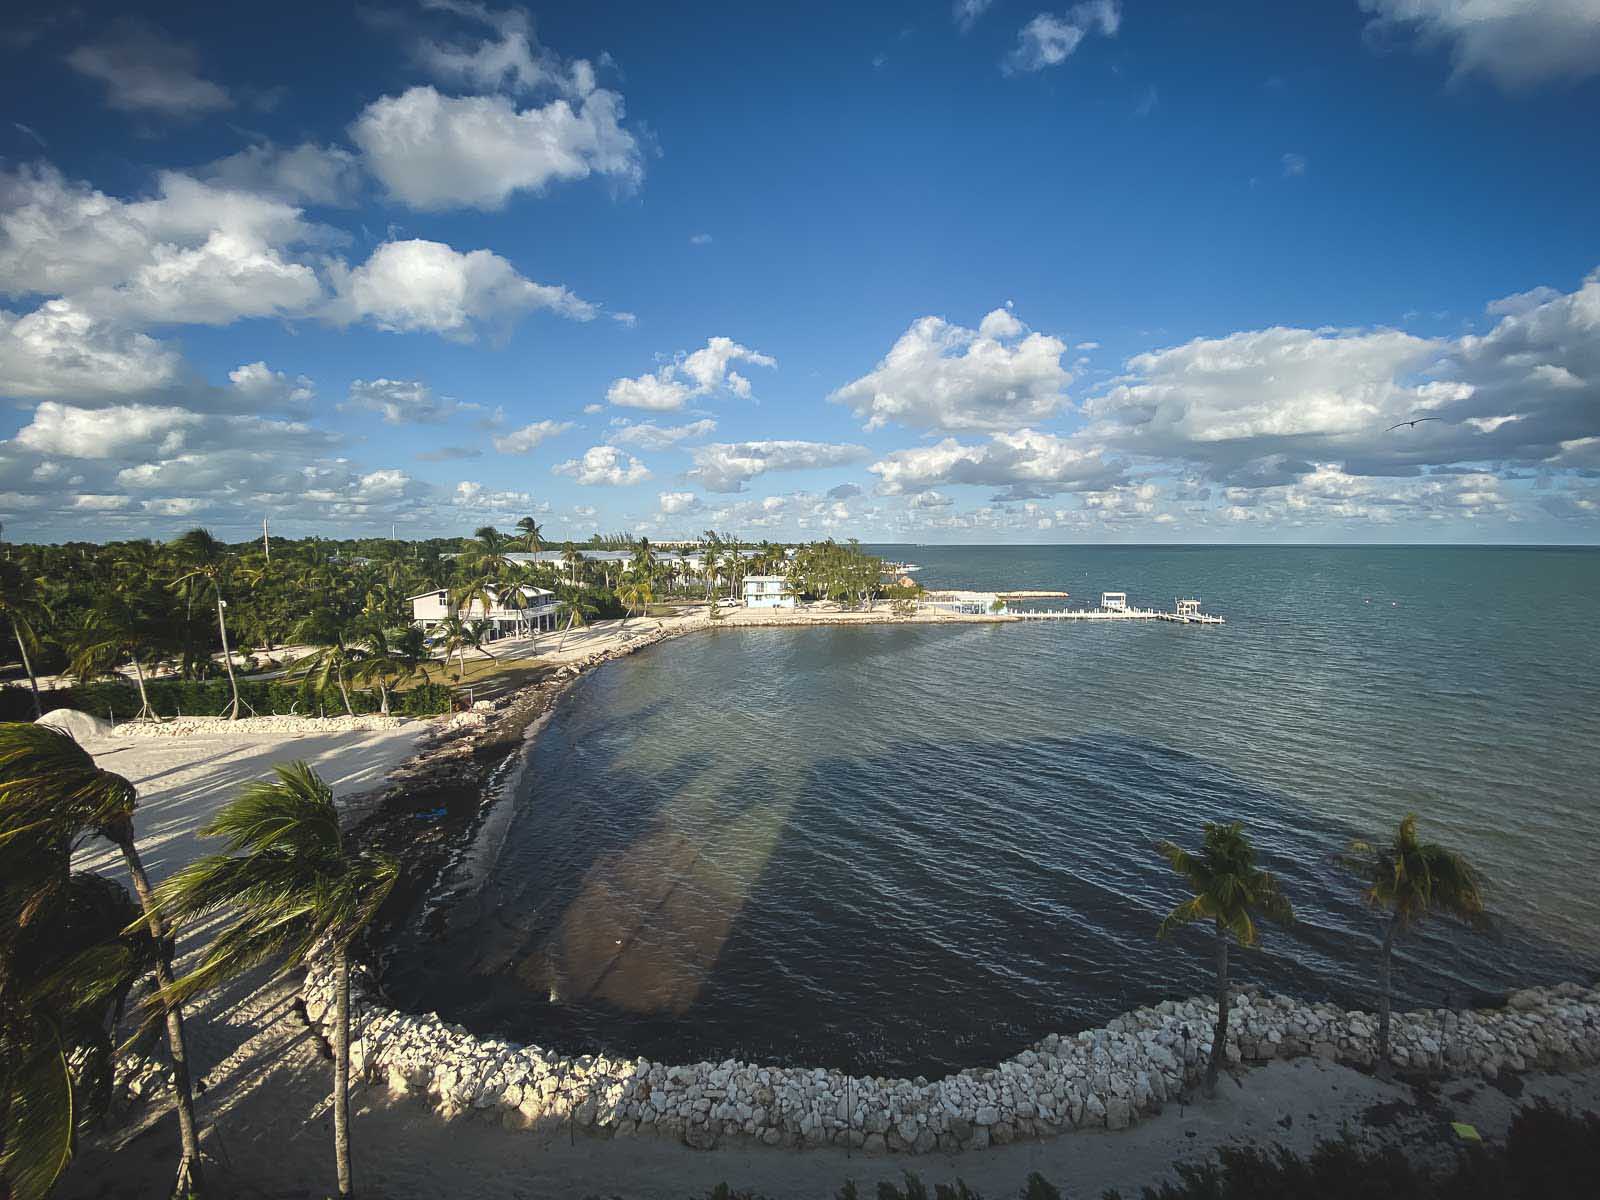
[1009,607,1226,625]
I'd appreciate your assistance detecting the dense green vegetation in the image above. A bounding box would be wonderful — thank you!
[0,525,911,722]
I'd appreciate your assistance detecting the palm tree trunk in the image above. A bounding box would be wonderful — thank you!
[113,828,206,1197]
[130,655,155,721]
[14,618,41,718]
[336,673,354,717]
[1206,921,1229,1098]
[215,593,241,720]
[1377,916,1397,1067]
[332,946,354,1199]
[377,680,390,716]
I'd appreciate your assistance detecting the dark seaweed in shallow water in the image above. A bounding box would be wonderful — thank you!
[380,547,1600,1078]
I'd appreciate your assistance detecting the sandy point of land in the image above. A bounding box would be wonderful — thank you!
[479,600,1005,670]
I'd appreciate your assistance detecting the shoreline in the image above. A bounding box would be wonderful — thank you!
[331,612,1598,1158]
[58,607,1600,1196]
[304,953,1600,1157]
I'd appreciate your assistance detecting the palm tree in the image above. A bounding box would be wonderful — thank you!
[151,764,399,1200]
[351,623,427,715]
[554,590,601,651]
[67,596,162,722]
[0,560,48,718]
[0,723,206,1196]
[1156,821,1294,1097]
[700,548,722,603]
[629,537,656,580]
[170,529,242,720]
[428,615,494,680]
[1340,813,1486,1068]
[292,615,364,717]
[514,517,544,556]
[462,527,517,580]
[560,544,583,587]
[617,575,653,629]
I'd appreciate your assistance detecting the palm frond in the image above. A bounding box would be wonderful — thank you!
[1154,820,1294,949]
[0,723,138,840]
[1,1031,76,1200]
[1156,895,1211,939]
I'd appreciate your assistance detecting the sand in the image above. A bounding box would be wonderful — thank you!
[70,718,431,884]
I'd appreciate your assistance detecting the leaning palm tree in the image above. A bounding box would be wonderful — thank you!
[151,764,399,1200]
[170,529,242,720]
[1156,821,1294,1097]
[0,723,206,1196]
[554,590,601,651]
[1340,813,1486,1068]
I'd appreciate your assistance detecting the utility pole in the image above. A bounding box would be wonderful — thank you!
[262,516,270,562]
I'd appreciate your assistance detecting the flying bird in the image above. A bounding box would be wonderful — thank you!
[1385,416,1443,432]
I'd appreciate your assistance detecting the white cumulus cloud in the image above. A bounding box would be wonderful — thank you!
[552,444,651,486]
[870,430,1124,500]
[658,490,702,514]
[831,308,1072,432]
[607,336,776,410]
[326,239,596,339]
[350,84,641,211]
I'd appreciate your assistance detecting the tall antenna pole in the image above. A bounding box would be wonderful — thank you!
[262,516,270,562]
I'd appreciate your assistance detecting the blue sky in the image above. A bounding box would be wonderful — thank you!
[2,1,1598,544]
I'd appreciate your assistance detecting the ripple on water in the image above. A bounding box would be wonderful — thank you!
[381,547,1600,1078]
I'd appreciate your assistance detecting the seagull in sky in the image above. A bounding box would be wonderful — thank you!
[1385,416,1444,432]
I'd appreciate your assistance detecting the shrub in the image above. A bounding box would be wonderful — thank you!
[0,676,455,721]
[684,1105,1600,1200]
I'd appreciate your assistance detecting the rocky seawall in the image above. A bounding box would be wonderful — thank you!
[300,964,1599,1155]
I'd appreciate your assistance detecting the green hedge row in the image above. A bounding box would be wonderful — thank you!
[0,678,455,723]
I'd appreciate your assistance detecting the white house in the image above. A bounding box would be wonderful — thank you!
[409,585,558,639]
[1176,598,1202,618]
[741,575,796,609]
[1100,591,1128,612]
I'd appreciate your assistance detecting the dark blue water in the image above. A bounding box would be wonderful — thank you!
[384,546,1600,1077]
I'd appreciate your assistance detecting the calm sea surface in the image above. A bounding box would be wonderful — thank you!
[383,546,1600,1077]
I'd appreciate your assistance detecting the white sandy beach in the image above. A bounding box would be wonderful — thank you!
[70,716,432,884]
